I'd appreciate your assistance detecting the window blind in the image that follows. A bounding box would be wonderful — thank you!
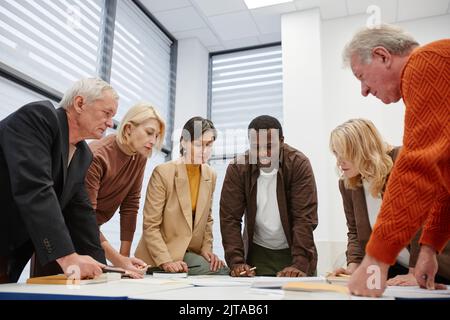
[110,0,173,148]
[0,0,103,93]
[210,45,283,158]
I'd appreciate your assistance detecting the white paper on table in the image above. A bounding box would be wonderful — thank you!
[251,276,327,289]
[384,285,450,299]
[190,278,252,287]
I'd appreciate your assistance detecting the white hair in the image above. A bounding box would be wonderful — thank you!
[59,78,119,109]
[343,24,419,67]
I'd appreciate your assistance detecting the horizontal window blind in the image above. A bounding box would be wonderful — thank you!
[0,0,103,93]
[210,45,283,158]
[209,45,284,261]
[110,0,173,147]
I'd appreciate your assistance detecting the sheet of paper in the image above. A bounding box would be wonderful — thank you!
[251,276,326,289]
[190,278,251,287]
[152,271,188,279]
[384,285,450,299]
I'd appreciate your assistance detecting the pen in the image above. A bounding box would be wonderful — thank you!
[146,264,201,275]
[239,267,256,275]
[102,265,126,274]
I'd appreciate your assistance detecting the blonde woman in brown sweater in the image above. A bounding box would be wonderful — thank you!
[85,103,165,278]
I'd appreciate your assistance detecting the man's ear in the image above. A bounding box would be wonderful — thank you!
[372,46,392,68]
[73,96,84,113]
[280,136,285,144]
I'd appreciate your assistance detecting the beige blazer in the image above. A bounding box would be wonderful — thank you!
[135,158,217,267]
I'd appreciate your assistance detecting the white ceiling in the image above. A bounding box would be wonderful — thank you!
[140,0,450,52]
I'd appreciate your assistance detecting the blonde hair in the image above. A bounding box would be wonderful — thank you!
[60,78,119,109]
[116,102,166,154]
[343,24,419,67]
[329,118,393,197]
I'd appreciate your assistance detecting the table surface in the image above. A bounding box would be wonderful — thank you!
[0,275,448,300]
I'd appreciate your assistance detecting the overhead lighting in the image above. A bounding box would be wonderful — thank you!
[244,0,294,9]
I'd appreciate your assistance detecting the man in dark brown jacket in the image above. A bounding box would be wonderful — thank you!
[220,115,318,277]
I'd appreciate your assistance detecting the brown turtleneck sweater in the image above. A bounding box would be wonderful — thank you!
[85,134,147,242]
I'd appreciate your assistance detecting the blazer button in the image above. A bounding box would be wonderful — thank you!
[43,238,53,253]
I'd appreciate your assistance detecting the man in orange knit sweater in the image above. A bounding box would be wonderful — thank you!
[342,24,449,297]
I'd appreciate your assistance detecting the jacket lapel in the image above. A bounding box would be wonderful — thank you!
[55,107,68,187]
[352,187,372,248]
[246,163,259,243]
[275,147,291,244]
[193,165,212,228]
[276,166,292,246]
[174,162,193,230]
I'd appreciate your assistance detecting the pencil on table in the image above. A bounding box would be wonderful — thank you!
[239,267,256,275]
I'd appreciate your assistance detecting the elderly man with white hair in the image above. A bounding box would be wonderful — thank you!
[342,24,450,297]
[0,78,119,283]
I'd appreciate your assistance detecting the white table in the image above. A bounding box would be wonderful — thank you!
[0,275,448,300]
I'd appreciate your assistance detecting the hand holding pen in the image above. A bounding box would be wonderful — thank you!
[230,264,256,277]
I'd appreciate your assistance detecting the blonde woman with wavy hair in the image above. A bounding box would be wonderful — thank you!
[330,118,393,198]
[329,119,450,286]
[85,102,166,278]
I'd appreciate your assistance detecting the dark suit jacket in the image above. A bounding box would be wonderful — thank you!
[339,147,450,279]
[0,101,105,278]
[220,143,318,275]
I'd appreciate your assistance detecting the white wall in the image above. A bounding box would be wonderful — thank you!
[281,9,336,275]
[172,38,210,158]
[282,10,450,275]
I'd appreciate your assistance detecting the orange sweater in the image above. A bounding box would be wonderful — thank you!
[366,39,450,265]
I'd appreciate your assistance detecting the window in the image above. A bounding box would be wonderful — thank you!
[0,76,56,120]
[0,0,103,94]
[110,0,173,146]
[209,45,284,258]
[210,45,283,158]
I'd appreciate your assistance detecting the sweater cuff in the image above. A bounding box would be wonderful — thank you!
[420,230,450,254]
[229,256,246,268]
[365,233,404,265]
